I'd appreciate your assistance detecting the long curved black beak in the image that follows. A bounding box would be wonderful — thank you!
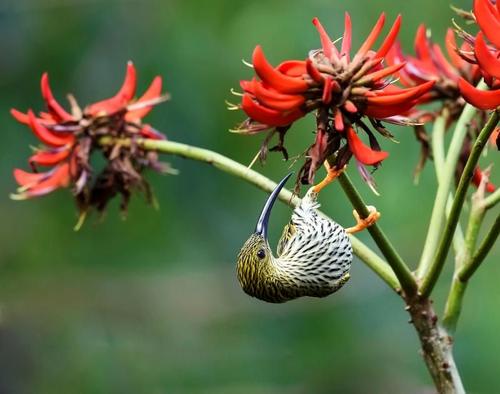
[255,173,293,239]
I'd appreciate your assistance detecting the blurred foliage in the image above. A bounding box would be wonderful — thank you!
[0,0,498,393]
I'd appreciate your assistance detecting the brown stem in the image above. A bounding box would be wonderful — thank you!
[408,296,465,394]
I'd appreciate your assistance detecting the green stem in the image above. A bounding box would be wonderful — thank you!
[442,278,467,334]
[431,112,465,256]
[420,110,500,297]
[99,136,400,292]
[442,193,486,333]
[337,172,417,296]
[460,213,500,282]
[483,187,500,210]
[417,99,481,279]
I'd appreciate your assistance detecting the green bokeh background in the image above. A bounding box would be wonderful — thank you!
[0,0,499,393]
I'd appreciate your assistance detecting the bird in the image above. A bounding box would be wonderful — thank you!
[236,165,379,303]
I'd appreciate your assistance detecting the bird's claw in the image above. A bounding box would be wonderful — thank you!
[346,205,380,234]
[312,163,346,194]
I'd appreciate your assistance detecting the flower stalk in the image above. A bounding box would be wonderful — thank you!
[335,171,417,296]
[420,109,499,297]
[417,95,482,280]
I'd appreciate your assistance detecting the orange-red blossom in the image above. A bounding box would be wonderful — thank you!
[236,13,434,185]
[12,62,169,215]
[458,0,500,110]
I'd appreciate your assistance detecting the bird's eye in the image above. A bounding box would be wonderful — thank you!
[257,249,266,259]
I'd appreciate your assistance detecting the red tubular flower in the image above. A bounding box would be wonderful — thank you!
[387,25,481,120]
[12,62,171,222]
[455,0,500,110]
[385,23,499,189]
[233,13,434,186]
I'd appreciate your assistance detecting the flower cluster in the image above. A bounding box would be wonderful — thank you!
[456,0,500,115]
[233,13,434,188]
[387,25,481,122]
[12,62,171,222]
[384,24,495,186]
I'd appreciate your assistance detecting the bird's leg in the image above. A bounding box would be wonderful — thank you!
[345,205,380,234]
[312,162,346,194]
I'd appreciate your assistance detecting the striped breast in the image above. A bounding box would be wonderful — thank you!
[272,189,353,298]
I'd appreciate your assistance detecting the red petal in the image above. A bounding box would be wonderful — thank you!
[357,62,406,84]
[431,43,458,80]
[125,76,163,121]
[312,18,339,61]
[11,109,30,125]
[252,46,309,94]
[458,77,500,109]
[240,79,256,94]
[414,25,434,67]
[376,15,402,59]
[40,73,74,122]
[254,82,305,111]
[306,59,324,83]
[86,61,137,115]
[140,124,167,140]
[334,109,344,131]
[364,100,418,118]
[29,148,71,166]
[347,127,388,165]
[474,0,500,48]
[445,29,466,69]
[386,43,416,87]
[24,163,71,197]
[13,168,51,186]
[27,110,74,147]
[322,77,333,104]
[354,13,386,61]
[344,100,358,113]
[475,32,500,79]
[276,60,307,77]
[367,81,435,105]
[341,13,352,60]
[241,94,303,127]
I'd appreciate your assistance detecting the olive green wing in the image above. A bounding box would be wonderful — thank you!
[276,221,296,257]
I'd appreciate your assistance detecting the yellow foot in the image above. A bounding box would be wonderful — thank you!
[312,163,346,194]
[345,205,380,234]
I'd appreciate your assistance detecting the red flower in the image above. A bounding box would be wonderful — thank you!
[387,25,481,120]
[12,62,170,221]
[457,0,500,110]
[233,13,434,186]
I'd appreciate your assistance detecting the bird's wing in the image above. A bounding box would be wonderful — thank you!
[277,221,296,257]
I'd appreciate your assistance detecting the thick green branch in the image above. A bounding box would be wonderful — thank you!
[99,136,400,292]
[337,172,416,296]
[483,187,500,210]
[442,191,486,333]
[417,100,480,279]
[460,213,500,282]
[420,110,500,297]
[431,113,465,256]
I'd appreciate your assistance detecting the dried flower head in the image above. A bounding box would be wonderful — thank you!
[231,13,434,190]
[11,62,172,225]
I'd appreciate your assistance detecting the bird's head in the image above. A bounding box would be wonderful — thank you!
[236,173,292,292]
